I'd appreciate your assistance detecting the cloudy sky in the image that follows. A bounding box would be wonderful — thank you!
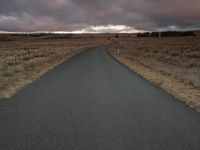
[0,0,200,33]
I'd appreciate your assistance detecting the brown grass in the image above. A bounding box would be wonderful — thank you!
[108,36,200,111]
[0,34,110,100]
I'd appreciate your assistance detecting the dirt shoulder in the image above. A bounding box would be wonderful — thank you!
[0,34,110,101]
[108,37,200,112]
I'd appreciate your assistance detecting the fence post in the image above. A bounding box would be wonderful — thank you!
[117,49,120,55]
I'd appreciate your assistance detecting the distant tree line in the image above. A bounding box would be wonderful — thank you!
[137,31,196,37]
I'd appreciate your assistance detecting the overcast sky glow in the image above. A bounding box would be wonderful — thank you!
[0,0,200,33]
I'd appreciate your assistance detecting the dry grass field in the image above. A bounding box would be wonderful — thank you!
[1,33,200,111]
[0,34,110,100]
[109,36,200,111]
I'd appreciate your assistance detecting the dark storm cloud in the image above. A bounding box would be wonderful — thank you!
[0,0,200,32]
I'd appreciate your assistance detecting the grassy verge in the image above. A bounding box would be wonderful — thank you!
[0,34,110,101]
[108,37,200,111]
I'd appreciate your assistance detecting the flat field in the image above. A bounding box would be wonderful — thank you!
[0,34,110,100]
[109,36,200,111]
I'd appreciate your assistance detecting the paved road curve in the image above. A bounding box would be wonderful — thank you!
[0,46,200,150]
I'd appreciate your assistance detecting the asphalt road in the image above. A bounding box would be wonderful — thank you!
[0,46,200,150]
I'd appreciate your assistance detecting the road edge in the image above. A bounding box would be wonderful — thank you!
[0,46,100,103]
[107,48,200,112]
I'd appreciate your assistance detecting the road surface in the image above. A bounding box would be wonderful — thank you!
[0,46,200,150]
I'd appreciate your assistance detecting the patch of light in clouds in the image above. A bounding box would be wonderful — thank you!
[66,25,146,33]
[0,15,18,23]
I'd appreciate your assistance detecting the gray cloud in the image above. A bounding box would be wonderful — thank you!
[0,0,200,32]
